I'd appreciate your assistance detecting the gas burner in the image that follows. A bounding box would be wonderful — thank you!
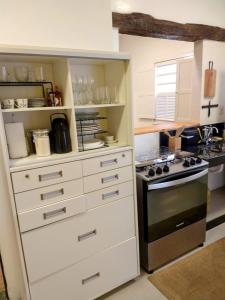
[136,155,208,181]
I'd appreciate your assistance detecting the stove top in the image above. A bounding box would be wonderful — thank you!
[136,154,208,182]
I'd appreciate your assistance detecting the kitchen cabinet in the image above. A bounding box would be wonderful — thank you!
[0,47,139,300]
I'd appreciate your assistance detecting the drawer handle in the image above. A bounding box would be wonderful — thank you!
[41,188,64,200]
[102,190,119,200]
[82,272,100,285]
[100,158,118,167]
[78,229,97,242]
[43,207,66,220]
[176,222,185,228]
[39,171,63,182]
[101,174,119,184]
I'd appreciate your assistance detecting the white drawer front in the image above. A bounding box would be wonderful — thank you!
[30,238,138,300]
[12,161,82,193]
[82,150,132,176]
[22,196,135,283]
[15,179,83,212]
[84,166,133,193]
[86,181,133,210]
[18,195,86,232]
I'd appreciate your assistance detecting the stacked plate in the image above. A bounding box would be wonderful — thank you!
[78,138,104,151]
[77,122,102,135]
[28,98,47,108]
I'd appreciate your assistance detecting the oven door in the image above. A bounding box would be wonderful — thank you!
[144,167,208,243]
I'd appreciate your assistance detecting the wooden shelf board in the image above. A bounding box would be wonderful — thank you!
[2,106,72,113]
[9,144,131,171]
[9,152,78,169]
[134,121,200,135]
[74,103,125,109]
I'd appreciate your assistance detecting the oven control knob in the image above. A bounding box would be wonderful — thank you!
[183,159,190,167]
[148,168,155,177]
[163,165,170,173]
[156,167,163,175]
[196,157,202,164]
[190,158,196,165]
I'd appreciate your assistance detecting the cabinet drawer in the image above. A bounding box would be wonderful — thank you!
[15,179,83,212]
[22,196,135,283]
[18,195,86,232]
[11,161,82,193]
[82,150,132,176]
[84,166,133,193]
[86,181,133,210]
[30,238,138,300]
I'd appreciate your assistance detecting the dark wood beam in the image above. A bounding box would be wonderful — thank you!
[112,12,225,42]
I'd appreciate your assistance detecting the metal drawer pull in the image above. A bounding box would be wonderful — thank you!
[43,207,66,220]
[39,171,63,182]
[82,272,100,285]
[101,174,119,184]
[41,188,64,200]
[102,190,119,200]
[100,158,118,167]
[176,222,185,228]
[78,229,97,242]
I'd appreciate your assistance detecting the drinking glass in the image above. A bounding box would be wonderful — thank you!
[35,65,46,82]
[0,65,8,82]
[15,65,29,82]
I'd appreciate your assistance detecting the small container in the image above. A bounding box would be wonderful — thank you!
[169,136,181,152]
[33,129,51,157]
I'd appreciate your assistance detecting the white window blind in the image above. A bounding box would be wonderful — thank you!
[155,62,177,121]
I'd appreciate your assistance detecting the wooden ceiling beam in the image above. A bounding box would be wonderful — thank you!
[112,12,225,42]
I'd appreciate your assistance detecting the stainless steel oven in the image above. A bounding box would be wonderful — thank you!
[136,164,208,273]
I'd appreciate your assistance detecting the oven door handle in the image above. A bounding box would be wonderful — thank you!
[148,169,208,190]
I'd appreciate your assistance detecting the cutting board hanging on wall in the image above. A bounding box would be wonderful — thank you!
[204,61,216,98]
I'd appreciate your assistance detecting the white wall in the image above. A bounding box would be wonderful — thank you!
[111,0,225,27]
[193,40,225,125]
[0,0,113,51]
[119,34,193,128]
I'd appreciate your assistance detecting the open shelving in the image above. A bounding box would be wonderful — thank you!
[0,51,132,168]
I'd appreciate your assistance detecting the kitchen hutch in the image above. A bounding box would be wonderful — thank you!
[0,46,139,300]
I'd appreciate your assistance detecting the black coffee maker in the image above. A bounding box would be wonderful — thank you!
[50,113,72,153]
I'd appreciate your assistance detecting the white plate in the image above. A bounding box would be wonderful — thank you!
[78,139,104,150]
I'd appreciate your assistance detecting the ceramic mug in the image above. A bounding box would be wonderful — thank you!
[1,99,14,109]
[15,98,28,109]
[105,135,114,142]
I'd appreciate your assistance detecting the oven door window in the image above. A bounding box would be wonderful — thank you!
[146,169,208,242]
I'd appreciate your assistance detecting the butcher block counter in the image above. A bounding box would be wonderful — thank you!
[134,121,199,135]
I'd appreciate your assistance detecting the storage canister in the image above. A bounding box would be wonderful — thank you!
[33,129,51,157]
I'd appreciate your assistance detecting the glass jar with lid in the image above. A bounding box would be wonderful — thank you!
[32,129,51,156]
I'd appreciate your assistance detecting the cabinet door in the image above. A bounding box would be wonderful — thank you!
[11,161,82,193]
[22,196,135,282]
[29,238,138,300]
[83,166,133,193]
[176,58,193,122]
[15,179,83,212]
[82,150,132,176]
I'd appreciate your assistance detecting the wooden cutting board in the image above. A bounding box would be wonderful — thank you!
[204,61,216,98]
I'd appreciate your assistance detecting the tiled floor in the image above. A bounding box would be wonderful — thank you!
[99,223,225,300]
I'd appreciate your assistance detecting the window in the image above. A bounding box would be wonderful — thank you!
[155,61,177,121]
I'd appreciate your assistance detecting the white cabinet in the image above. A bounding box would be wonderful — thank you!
[0,48,139,300]
[22,196,135,282]
[29,238,138,300]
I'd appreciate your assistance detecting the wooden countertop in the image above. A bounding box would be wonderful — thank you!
[134,121,199,135]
